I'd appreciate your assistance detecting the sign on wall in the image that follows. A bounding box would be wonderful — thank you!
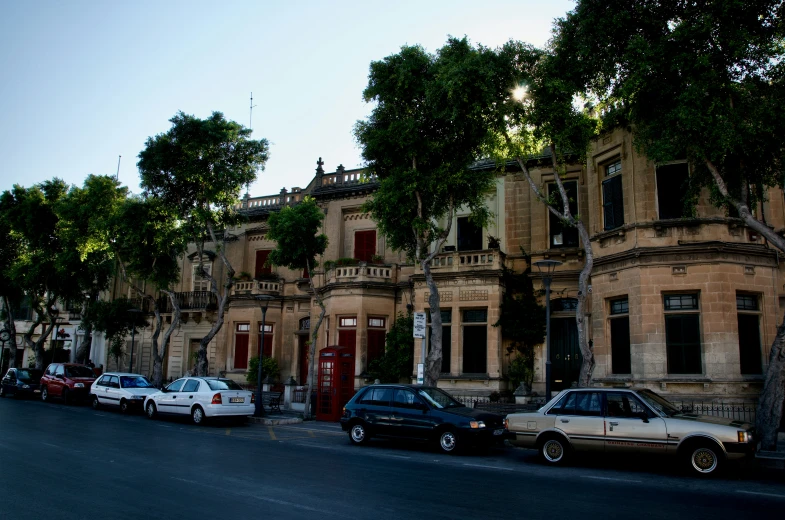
[413,312,426,338]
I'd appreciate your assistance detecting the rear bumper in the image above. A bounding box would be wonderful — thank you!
[204,403,255,418]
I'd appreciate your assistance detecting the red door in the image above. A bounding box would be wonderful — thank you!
[298,335,310,385]
[234,334,249,369]
[337,329,356,358]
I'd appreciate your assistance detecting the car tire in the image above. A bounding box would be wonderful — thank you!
[684,440,723,476]
[539,435,569,465]
[348,422,370,445]
[61,388,69,405]
[145,401,157,419]
[191,405,206,425]
[41,386,49,402]
[437,429,460,454]
[91,395,100,410]
[119,399,129,414]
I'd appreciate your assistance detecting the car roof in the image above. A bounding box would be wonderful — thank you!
[101,372,145,377]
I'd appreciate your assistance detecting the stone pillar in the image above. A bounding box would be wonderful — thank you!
[283,376,296,409]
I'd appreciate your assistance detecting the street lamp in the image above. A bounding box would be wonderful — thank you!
[127,308,143,373]
[254,294,275,417]
[533,259,563,403]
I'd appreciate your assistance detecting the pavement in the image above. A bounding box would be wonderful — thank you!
[2,396,785,520]
[755,432,785,470]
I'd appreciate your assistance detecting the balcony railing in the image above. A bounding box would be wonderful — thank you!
[231,280,282,297]
[156,291,217,313]
[417,249,504,273]
[327,264,394,284]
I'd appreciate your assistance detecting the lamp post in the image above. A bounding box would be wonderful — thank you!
[254,294,275,417]
[533,259,562,403]
[127,308,143,373]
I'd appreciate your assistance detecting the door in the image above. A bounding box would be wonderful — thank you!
[158,378,186,413]
[604,392,668,454]
[550,390,605,452]
[391,388,431,438]
[53,365,65,397]
[298,335,309,385]
[317,351,337,421]
[105,375,121,405]
[355,386,394,434]
[179,379,202,414]
[551,318,581,390]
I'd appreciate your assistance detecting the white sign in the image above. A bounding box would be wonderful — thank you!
[416,363,424,385]
[413,312,427,338]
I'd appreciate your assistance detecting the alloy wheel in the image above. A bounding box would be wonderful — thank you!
[542,439,564,463]
[691,447,719,474]
[439,430,458,453]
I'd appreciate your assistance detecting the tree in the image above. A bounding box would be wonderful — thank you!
[553,0,785,449]
[355,37,513,386]
[265,196,328,419]
[368,312,415,384]
[82,298,148,370]
[138,111,269,377]
[0,207,23,369]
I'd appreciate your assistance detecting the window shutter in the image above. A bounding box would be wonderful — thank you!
[255,250,271,278]
[354,230,376,262]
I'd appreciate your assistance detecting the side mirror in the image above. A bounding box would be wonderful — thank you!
[56,374,65,380]
[415,402,429,411]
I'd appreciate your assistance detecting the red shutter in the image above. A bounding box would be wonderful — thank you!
[258,333,273,358]
[255,250,271,278]
[234,334,249,369]
[354,230,376,262]
[367,329,386,365]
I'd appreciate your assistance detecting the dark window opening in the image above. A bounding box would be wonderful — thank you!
[602,171,624,231]
[738,314,762,375]
[255,250,272,278]
[610,317,631,374]
[665,314,702,374]
[462,326,487,374]
[354,230,376,262]
[551,298,579,312]
[664,294,698,311]
[656,163,689,219]
[548,181,579,248]
[457,217,483,251]
[610,298,629,315]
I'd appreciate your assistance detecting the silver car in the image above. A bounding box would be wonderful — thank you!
[505,388,756,475]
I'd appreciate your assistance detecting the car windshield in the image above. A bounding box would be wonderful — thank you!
[637,389,681,417]
[416,388,463,409]
[65,366,95,378]
[17,369,42,382]
[120,376,154,389]
[206,379,243,391]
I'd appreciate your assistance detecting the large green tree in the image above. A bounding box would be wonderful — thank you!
[138,111,269,376]
[553,0,785,450]
[355,37,513,386]
[266,196,328,419]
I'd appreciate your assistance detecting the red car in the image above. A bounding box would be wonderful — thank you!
[40,363,97,404]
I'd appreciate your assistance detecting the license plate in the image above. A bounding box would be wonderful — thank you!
[229,397,244,403]
[493,429,504,436]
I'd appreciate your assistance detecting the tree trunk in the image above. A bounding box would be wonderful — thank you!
[575,221,596,387]
[303,258,325,420]
[1,295,18,369]
[422,259,443,386]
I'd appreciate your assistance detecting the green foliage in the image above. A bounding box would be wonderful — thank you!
[247,356,280,384]
[368,313,414,383]
[266,196,328,275]
[508,355,535,390]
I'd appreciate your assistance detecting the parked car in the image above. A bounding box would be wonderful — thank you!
[340,384,507,454]
[39,363,97,404]
[90,372,159,413]
[504,387,756,476]
[0,368,43,398]
[143,377,255,425]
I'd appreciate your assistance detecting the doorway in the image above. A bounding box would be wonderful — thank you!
[550,317,581,390]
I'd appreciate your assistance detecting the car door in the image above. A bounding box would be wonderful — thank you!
[93,375,108,402]
[603,391,668,454]
[180,379,202,414]
[551,390,605,452]
[355,387,393,434]
[157,378,186,413]
[105,375,121,405]
[390,388,432,439]
[52,365,65,397]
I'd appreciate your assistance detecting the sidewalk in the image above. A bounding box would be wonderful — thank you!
[246,409,304,426]
[755,432,785,471]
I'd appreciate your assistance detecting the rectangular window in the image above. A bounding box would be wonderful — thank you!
[602,160,624,231]
[236,323,251,332]
[354,230,376,262]
[462,309,487,374]
[368,317,386,328]
[367,317,387,365]
[737,294,762,375]
[664,294,702,374]
[255,250,272,278]
[427,310,452,373]
[339,317,357,327]
[609,297,631,374]
[548,181,579,248]
[656,163,689,219]
[457,216,483,251]
[192,263,212,292]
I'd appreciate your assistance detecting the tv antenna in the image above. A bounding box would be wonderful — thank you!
[116,155,121,181]
[250,92,258,130]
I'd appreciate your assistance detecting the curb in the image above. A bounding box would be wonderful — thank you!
[756,450,785,470]
[247,416,303,426]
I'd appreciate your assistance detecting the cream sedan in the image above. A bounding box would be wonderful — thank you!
[505,388,756,476]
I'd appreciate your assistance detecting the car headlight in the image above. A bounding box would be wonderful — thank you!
[74,383,84,388]
[469,421,486,429]
[738,431,753,443]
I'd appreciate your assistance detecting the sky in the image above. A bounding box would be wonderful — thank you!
[0,0,575,198]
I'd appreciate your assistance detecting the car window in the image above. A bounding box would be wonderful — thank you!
[166,379,186,392]
[206,379,243,391]
[45,365,55,376]
[120,376,154,389]
[65,366,95,378]
[6,369,16,380]
[605,392,651,418]
[553,392,602,417]
[96,375,108,387]
[21,369,42,382]
[546,392,571,415]
[182,379,201,393]
[393,389,422,409]
[55,365,64,377]
[415,388,463,409]
[359,387,392,406]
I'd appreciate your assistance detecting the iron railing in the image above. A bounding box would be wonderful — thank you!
[669,400,758,424]
[157,291,217,312]
[293,387,309,403]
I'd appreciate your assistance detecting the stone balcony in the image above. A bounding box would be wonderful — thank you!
[231,279,282,297]
[416,249,505,274]
[326,263,396,285]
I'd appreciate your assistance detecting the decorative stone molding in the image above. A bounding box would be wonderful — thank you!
[460,290,488,301]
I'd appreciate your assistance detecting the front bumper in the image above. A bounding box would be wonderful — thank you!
[460,426,511,445]
[723,441,757,458]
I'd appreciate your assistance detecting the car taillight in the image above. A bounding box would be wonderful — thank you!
[211,393,222,405]
[251,393,255,403]
[504,417,509,430]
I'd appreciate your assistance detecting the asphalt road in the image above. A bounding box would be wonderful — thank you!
[1,396,783,520]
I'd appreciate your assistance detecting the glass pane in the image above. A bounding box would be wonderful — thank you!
[664,294,698,311]
[606,160,621,176]
[463,309,487,323]
[610,298,629,315]
[736,295,758,311]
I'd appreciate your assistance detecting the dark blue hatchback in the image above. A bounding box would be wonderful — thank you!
[340,384,506,453]
[0,368,43,399]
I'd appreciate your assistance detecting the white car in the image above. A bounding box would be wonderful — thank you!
[90,372,160,413]
[143,377,255,425]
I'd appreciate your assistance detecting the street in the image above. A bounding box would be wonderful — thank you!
[0,397,783,520]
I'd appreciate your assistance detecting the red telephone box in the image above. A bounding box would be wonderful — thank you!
[316,346,355,422]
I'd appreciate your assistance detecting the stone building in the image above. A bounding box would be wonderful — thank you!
[106,127,783,402]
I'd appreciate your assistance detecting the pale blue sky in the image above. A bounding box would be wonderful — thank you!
[0,0,574,197]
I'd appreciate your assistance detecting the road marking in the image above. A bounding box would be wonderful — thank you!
[462,463,513,471]
[584,476,642,483]
[43,443,61,449]
[294,443,343,451]
[737,490,785,499]
[225,428,231,436]
[308,430,315,437]
[267,426,277,440]
[382,454,411,460]
[93,414,107,417]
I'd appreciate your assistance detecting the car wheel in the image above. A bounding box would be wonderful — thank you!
[91,395,100,410]
[119,399,129,414]
[145,401,157,419]
[438,429,460,454]
[686,441,723,476]
[61,388,69,405]
[191,405,206,425]
[539,435,569,465]
[41,386,49,402]
[349,422,370,445]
